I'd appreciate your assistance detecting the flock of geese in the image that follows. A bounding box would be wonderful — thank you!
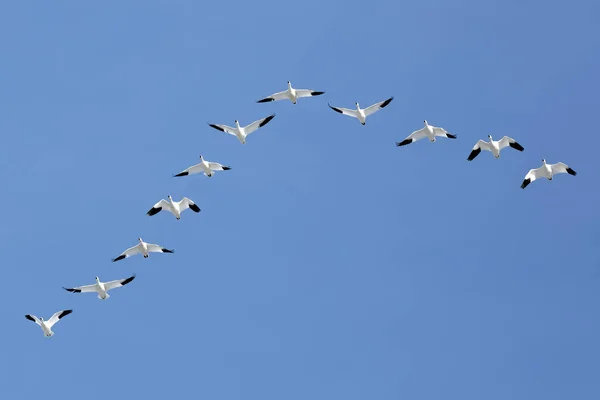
[24,80,577,337]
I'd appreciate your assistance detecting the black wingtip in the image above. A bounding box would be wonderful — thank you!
[222,166,231,170]
[509,141,525,152]
[566,167,577,176]
[447,134,457,139]
[161,248,175,254]
[189,203,201,213]
[208,124,225,132]
[259,114,276,128]
[25,315,35,322]
[257,98,274,103]
[121,275,136,286]
[311,91,325,96]
[328,103,343,114]
[396,139,412,147]
[520,178,531,189]
[380,96,394,108]
[63,287,81,293]
[174,172,189,177]
[147,207,161,216]
[467,148,481,161]
[59,310,73,319]
[112,255,126,262]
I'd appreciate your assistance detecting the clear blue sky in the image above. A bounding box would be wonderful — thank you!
[1,1,599,399]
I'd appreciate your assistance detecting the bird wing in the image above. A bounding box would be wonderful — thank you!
[498,136,524,151]
[243,114,276,135]
[147,199,172,217]
[208,123,237,136]
[295,89,325,98]
[328,103,358,118]
[433,126,456,138]
[63,283,98,294]
[208,162,229,171]
[396,127,428,146]
[521,166,544,189]
[257,89,289,103]
[104,275,136,291]
[47,309,72,328]
[179,197,201,213]
[112,243,141,262]
[551,162,577,176]
[25,314,42,326]
[363,96,394,117]
[146,243,174,254]
[174,163,204,177]
[467,140,491,161]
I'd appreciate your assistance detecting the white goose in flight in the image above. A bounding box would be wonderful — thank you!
[521,159,577,189]
[147,195,200,220]
[112,237,174,262]
[25,310,72,337]
[396,120,457,146]
[467,134,524,161]
[174,156,231,178]
[328,96,393,125]
[257,81,325,104]
[208,114,275,144]
[63,275,136,300]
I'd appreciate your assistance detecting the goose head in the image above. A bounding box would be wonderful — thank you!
[542,159,547,164]
[487,134,493,140]
[168,195,172,201]
[355,102,360,109]
[234,120,240,127]
[95,276,100,282]
[199,155,203,160]
[137,237,143,243]
[424,120,429,126]
[287,81,291,88]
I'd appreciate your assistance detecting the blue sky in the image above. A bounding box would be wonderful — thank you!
[0,1,599,399]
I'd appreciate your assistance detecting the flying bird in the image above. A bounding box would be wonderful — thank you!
[174,156,231,178]
[257,81,325,104]
[63,275,136,300]
[467,135,524,161]
[520,159,577,189]
[25,310,73,337]
[208,114,275,144]
[147,195,200,220]
[327,97,393,125]
[396,120,457,146]
[112,238,174,262]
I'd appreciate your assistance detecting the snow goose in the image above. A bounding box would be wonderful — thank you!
[467,134,524,161]
[63,275,136,300]
[396,120,457,146]
[25,310,72,337]
[521,159,577,189]
[327,97,393,125]
[112,237,174,262]
[147,195,200,220]
[208,114,275,144]
[174,155,231,178]
[257,81,325,104]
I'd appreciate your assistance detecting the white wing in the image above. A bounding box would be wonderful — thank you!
[328,103,358,118]
[433,126,456,138]
[146,243,174,254]
[363,97,394,117]
[178,197,200,213]
[498,136,524,151]
[208,162,229,171]
[174,162,204,177]
[551,162,577,176]
[257,90,289,103]
[466,140,491,161]
[396,127,428,146]
[295,89,325,98]
[243,114,276,135]
[46,310,73,328]
[63,283,98,294]
[104,275,136,291]
[112,243,141,262]
[521,166,545,189]
[147,199,173,217]
[208,123,237,136]
[25,314,42,326]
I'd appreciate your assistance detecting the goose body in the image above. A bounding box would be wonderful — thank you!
[521,159,577,189]
[112,238,174,262]
[396,120,457,146]
[64,275,136,300]
[467,134,524,161]
[328,97,393,125]
[25,310,72,337]
[257,81,325,104]
[147,195,200,220]
[209,114,275,144]
[174,156,231,178]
